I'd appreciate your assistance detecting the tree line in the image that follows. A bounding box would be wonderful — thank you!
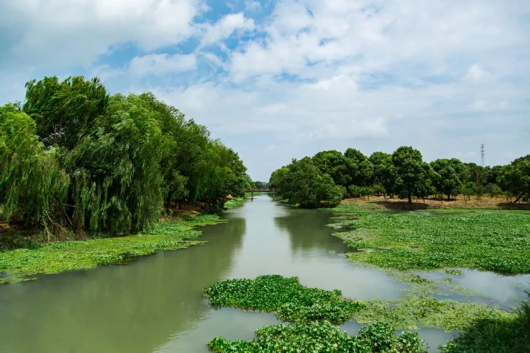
[0,76,250,237]
[269,147,530,208]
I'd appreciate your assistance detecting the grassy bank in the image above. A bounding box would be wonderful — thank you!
[0,214,223,284]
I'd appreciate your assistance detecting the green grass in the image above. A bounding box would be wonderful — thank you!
[330,204,530,274]
[441,292,530,352]
[208,321,426,353]
[0,214,222,284]
[204,275,363,324]
[224,192,259,210]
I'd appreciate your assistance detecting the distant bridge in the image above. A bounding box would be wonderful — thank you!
[247,189,278,193]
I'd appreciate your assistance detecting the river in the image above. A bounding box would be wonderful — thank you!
[0,195,528,352]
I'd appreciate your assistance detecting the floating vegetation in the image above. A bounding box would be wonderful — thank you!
[204,275,363,324]
[330,204,530,274]
[354,295,514,332]
[208,321,426,353]
[0,214,222,284]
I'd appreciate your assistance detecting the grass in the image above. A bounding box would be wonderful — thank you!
[330,202,530,274]
[441,292,530,352]
[224,192,258,210]
[0,214,223,284]
[208,321,426,353]
[204,275,364,324]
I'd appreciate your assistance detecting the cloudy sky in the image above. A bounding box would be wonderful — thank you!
[1,0,529,181]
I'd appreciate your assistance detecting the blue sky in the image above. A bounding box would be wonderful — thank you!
[1,0,529,181]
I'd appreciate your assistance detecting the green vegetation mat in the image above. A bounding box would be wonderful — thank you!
[330,203,530,274]
[208,321,426,353]
[204,275,363,324]
[0,214,222,284]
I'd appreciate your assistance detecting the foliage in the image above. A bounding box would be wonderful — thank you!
[275,158,344,208]
[271,146,530,206]
[313,150,355,187]
[430,159,466,200]
[392,147,432,204]
[1,76,249,242]
[0,214,222,284]
[441,292,530,352]
[0,104,70,230]
[330,207,530,274]
[345,148,374,187]
[224,194,250,210]
[208,321,426,353]
[499,155,530,203]
[204,275,363,324]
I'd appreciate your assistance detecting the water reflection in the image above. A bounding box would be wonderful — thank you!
[0,217,246,353]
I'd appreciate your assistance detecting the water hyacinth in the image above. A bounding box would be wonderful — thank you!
[208,321,426,353]
[204,275,364,324]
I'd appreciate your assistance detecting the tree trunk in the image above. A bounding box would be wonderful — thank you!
[408,192,412,204]
[513,193,524,204]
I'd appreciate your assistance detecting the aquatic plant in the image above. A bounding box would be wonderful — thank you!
[354,294,514,332]
[0,214,221,284]
[331,207,530,274]
[207,321,426,353]
[204,275,363,324]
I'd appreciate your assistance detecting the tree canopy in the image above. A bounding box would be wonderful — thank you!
[0,76,250,236]
[270,146,528,206]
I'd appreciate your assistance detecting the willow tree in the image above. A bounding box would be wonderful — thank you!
[23,76,108,149]
[65,93,164,235]
[0,104,69,230]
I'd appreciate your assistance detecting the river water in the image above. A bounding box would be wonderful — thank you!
[0,195,528,352]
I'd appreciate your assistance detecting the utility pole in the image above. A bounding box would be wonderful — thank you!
[481,144,485,167]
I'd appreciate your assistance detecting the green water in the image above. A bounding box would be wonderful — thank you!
[0,195,528,352]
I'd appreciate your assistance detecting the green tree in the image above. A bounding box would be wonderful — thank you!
[279,158,343,208]
[344,148,373,186]
[430,159,465,200]
[312,150,353,187]
[23,76,108,150]
[0,104,70,230]
[499,155,530,203]
[392,146,429,204]
[369,152,395,197]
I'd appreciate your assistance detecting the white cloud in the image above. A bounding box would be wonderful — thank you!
[129,54,197,76]
[0,0,203,68]
[200,13,255,47]
[465,64,490,80]
[229,0,530,82]
[1,0,530,180]
[245,1,261,12]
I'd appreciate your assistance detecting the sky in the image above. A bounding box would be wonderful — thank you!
[1,0,529,181]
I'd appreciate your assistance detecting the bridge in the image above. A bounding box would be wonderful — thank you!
[247,189,277,193]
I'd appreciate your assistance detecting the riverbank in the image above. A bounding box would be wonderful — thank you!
[0,193,258,285]
[0,214,224,284]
